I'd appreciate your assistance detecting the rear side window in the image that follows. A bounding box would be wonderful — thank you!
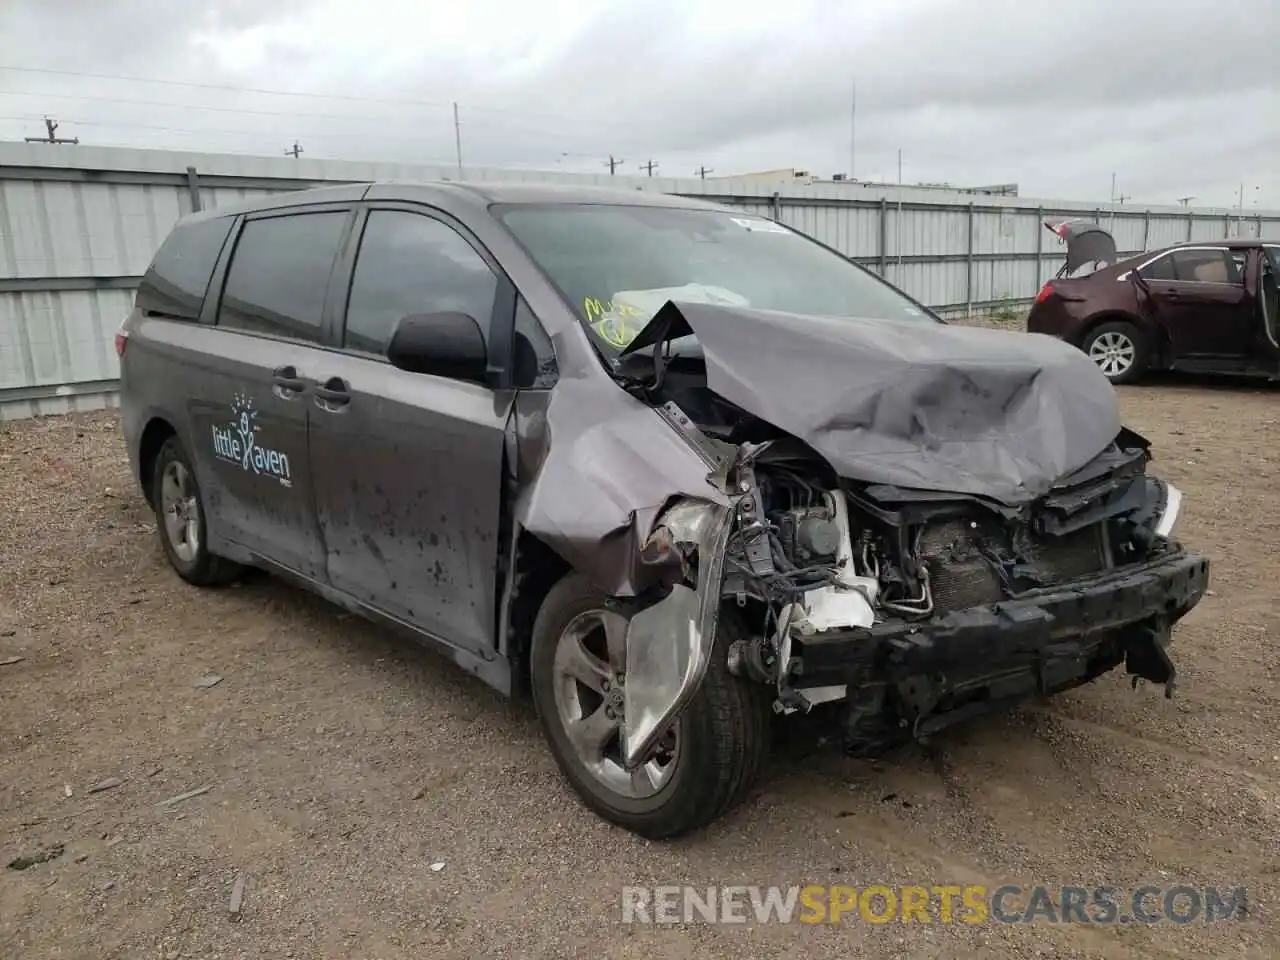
[1170,249,1237,283]
[135,216,234,320]
[217,211,349,342]
[343,210,498,356]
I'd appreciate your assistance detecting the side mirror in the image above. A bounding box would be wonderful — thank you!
[386,312,488,384]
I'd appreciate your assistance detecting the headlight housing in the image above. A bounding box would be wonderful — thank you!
[1154,482,1182,538]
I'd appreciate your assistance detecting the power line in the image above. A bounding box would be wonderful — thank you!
[0,113,458,150]
[0,86,445,123]
[457,115,651,151]
[0,86,659,155]
[0,63,455,110]
[0,64,647,133]
[0,111,650,173]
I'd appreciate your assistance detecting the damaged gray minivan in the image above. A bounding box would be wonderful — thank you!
[119,182,1209,838]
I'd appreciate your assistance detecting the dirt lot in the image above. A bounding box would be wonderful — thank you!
[2,377,1278,959]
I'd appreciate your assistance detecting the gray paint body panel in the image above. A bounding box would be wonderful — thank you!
[119,182,726,693]
[623,301,1122,503]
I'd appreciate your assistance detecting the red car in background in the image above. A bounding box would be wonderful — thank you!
[1026,220,1280,384]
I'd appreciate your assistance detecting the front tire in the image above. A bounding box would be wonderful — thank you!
[151,436,240,586]
[1082,320,1149,384]
[529,574,769,839]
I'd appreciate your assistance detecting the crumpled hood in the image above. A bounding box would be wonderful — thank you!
[622,302,1122,504]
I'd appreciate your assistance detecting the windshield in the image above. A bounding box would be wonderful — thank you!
[497,203,936,353]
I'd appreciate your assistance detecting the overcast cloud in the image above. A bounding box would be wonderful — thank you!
[1,0,1276,207]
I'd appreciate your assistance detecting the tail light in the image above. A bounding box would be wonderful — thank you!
[1034,282,1054,305]
[114,330,128,357]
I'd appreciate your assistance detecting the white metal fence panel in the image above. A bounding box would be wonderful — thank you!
[2,141,1277,417]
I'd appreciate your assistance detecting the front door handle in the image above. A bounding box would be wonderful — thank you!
[272,365,307,398]
[313,376,351,411]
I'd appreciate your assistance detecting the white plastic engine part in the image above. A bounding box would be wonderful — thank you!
[776,491,879,692]
[787,490,879,635]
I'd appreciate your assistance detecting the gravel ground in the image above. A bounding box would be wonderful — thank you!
[1,373,1278,959]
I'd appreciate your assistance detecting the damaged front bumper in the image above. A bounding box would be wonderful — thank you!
[786,549,1209,746]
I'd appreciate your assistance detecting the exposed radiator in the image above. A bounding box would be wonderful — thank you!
[917,519,1004,613]
[915,518,1111,614]
[1020,524,1110,584]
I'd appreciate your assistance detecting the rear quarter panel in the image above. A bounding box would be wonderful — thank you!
[118,311,212,505]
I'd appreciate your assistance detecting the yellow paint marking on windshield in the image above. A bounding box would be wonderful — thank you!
[593,316,637,348]
[582,296,648,348]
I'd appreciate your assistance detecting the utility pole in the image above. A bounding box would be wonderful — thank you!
[640,159,659,177]
[695,166,713,179]
[284,140,303,158]
[603,154,624,175]
[850,78,856,180]
[1108,173,1125,231]
[1176,196,1196,207]
[896,149,903,275]
[25,117,78,145]
[453,102,463,179]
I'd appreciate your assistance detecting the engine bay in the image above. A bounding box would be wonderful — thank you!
[620,339,1184,723]
[713,439,1178,700]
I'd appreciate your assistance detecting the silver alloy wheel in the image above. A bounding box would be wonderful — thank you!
[552,608,679,799]
[160,460,201,563]
[1088,330,1136,378]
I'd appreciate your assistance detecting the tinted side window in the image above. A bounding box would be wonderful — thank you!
[218,211,349,342]
[1139,254,1176,281]
[344,211,498,357]
[1170,249,1235,283]
[136,216,234,320]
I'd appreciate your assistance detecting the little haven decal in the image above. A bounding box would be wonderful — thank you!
[212,393,292,487]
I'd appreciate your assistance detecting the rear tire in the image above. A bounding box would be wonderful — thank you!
[151,436,240,586]
[1081,320,1149,385]
[529,574,769,839]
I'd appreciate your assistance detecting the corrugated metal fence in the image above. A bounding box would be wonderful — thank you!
[2,141,1278,419]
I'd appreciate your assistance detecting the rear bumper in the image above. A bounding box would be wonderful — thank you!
[788,550,1209,741]
[1025,302,1081,343]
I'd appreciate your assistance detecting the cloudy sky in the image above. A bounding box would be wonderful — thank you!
[1,0,1276,208]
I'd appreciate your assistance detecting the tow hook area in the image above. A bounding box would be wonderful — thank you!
[1124,619,1177,698]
